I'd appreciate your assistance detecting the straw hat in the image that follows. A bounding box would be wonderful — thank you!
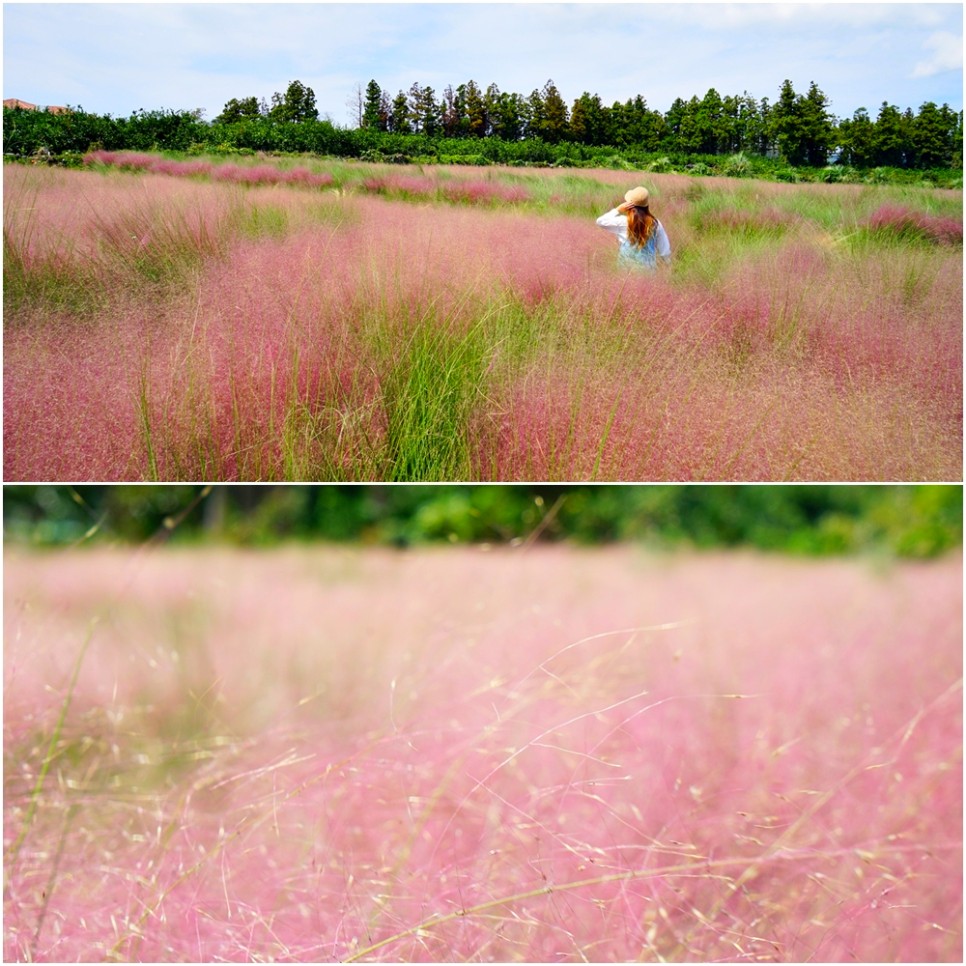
[618,186,650,211]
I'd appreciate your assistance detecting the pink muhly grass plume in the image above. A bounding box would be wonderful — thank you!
[83,151,335,192]
[3,544,961,962]
[80,150,156,172]
[360,175,389,194]
[339,196,594,323]
[710,233,962,424]
[481,344,960,482]
[3,318,148,480]
[442,180,531,206]
[864,204,963,245]
[5,166,240,269]
[360,174,437,201]
[282,166,335,189]
[4,169,355,480]
[151,158,214,179]
[81,148,120,166]
[141,229,377,480]
[224,164,289,186]
[112,152,159,172]
[209,162,246,183]
[693,204,797,236]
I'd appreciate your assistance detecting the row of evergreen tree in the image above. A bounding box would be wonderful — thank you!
[213,77,963,170]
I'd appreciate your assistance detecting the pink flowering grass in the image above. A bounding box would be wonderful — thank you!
[4,543,962,962]
[3,162,961,480]
[84,150,335,191]
[480,346,956,481]
[441,179,532,206]
[360,174,439,201]
[864,204,964,245]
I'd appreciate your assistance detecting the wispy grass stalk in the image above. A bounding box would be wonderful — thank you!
[135,367,160,481]
[3,620,97,877]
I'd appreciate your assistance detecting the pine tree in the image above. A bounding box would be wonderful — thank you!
[839,107,876,167]
[695,88,726,153]
[418,85,440,136]
[539,80,569,143]
[622,95,662,151]
[663,97,687,148]
[407,83,425,133]
[800,81,833,165]
[735,93,765,155]
[570,92,606,146]
[389,90,411,134]
[487,85,524,141]
[770,78,805,164]
[525,88,545,139]
[757,97,773,156]
[673,96,703,154]
[874,102,907,166]
[403,82,441,136]
[464,80,487,138]
[361,80,386,131]
[440,85,465,137]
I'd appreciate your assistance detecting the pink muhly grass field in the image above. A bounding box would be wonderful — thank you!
[3,543,962,962]
[85,150,335,190]
[3,162,962,481]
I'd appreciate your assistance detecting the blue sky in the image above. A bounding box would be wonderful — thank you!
[3,2,962,125]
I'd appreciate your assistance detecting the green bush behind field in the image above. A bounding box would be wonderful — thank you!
[4,107,961,189]
[3,485,961,558]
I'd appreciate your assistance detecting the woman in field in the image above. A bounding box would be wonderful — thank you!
[596,186,671,270]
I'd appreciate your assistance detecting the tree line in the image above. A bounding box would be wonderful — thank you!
[223,75,961,171]
[340,77,962,170]
[4,75,961,178]
[3,485,961,559]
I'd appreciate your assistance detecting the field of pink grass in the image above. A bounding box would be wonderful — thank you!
[4,161,962,480]
[3,542,962,962]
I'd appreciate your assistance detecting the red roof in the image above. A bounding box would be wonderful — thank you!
[3,99,69,113]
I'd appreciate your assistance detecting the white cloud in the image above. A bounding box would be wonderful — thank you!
[912,30,963,78]
[4,3,962,121]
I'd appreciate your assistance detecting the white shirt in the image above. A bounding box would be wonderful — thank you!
[596,208,671,266]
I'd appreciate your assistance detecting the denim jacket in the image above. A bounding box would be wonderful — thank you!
[596,208,671,270]
[618,235,659,269]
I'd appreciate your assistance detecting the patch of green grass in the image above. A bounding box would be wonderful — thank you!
[771,189,855,229]
[92,201,230,293]
[3,231,107,321]
[377,320,490,482]
[2,192,107,321]
[236,203,289,239]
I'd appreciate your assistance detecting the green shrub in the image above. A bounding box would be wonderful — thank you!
[723,152,751,177]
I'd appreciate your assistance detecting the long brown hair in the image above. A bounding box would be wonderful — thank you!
[626,205,657,248]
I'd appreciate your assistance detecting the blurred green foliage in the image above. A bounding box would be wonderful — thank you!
[2,485,961,558]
